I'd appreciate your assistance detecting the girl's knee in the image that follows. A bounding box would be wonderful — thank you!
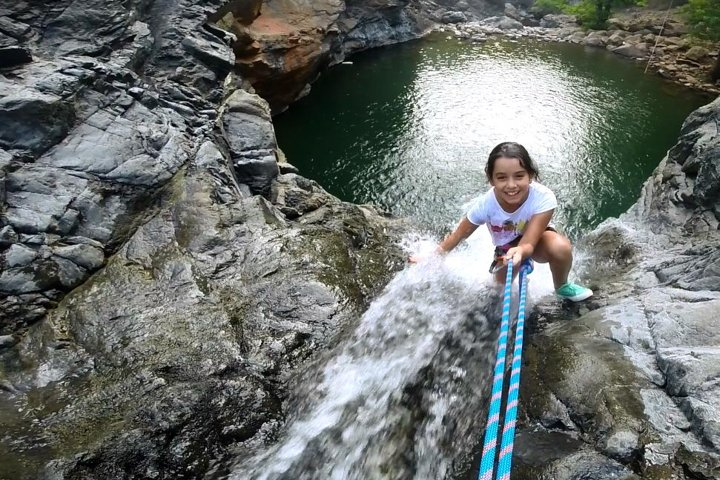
[541,231,573,260]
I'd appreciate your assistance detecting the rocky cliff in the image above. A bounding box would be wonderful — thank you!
[512,98,720,479]
[0,0,422,477]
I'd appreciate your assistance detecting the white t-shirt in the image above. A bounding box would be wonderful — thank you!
[466,182,557,247]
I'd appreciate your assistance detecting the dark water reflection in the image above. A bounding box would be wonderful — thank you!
[274,34,709,239]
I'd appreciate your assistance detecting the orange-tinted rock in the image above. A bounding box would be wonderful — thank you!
[212,0,426,113]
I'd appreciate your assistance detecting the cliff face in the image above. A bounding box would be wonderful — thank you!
[0,1,413,477]
[511,98,720,479]
[209,0,431,112]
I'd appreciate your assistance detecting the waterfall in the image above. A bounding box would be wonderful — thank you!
[228,233,556,480]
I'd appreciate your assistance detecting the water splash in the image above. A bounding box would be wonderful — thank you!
[231,231,554,480]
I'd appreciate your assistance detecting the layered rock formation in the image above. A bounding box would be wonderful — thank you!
[0,0,418,477]
[512,98,720,479]
[209,0,432,112]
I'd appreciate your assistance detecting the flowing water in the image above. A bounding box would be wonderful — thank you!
[233,35,710,479]
[229,246,556,480]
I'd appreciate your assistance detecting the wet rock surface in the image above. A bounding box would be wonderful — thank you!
[510,97,720,479]
[0,0,413,478]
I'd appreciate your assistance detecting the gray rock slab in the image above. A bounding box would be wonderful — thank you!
[0,45,32,67]
[0,90,75,154]
[52,244,105,270]
[642,288,720,348]
[221,91,279,195]
[4,166,87,234]
[41,103,188,186]
[3,243,38,267]
[0,16,32,38]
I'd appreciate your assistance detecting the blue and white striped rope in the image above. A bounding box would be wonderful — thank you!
[496,262,531,480]
[477,259,532,480]
[477,260,514,480]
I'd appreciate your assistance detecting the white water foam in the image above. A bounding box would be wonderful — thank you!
[231,228,555,480]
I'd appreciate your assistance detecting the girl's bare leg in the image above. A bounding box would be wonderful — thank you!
[532,230,573,289]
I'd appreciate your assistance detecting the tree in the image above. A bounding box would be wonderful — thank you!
[567,0,641,29]
[683,0,720,41]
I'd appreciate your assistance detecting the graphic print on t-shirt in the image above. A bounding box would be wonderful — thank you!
[490,219,528,236]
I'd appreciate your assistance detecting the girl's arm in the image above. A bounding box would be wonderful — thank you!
[504,210,553,266]
[438,216,479,253]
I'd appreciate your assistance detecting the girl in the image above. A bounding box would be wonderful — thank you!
[416,141,592,302]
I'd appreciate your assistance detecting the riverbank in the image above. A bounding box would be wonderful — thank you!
[439,5,720,97]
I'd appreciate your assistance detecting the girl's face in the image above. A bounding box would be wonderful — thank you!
[489,156,532,212]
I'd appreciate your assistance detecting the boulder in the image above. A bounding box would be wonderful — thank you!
[540,14,577,28]
[0,45,32,67]
[0,90,75,155]
[685,45,710,62]
[504,2,522,21]
[441,11,467,24]
[611,42,649,59]
[221,89,279,196]
[481,15,524,30]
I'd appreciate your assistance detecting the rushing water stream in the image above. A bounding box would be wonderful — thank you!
[233,35,709,479]
[229,249,558,480]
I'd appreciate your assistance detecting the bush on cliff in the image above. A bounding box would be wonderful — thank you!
[571,0,644,28]
[532,0,644,29]
[683,0,720,41]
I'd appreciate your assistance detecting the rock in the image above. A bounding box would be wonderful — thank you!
[441,11,467,24]
[481,16,524,31]
[611,42,649,59]
[0,45,32,67]
[540,14,576,28]
[51,243,105,270]
[660,20,688,37]
[0,31,17,48]
[3,243,38,267]
[663,36,687,47]
[278,161,300,175]
[180,31,235,76]
[685,45,710,62]
[0,90,75,155]
[504,2,522,21]
[606,31,627,46]
[3,167,87,234]
[604,430,639,463]
[568,31,586,43]
[0,334,17,348]
[221,89,279,196]
[0,225,18,248]
[0,16,32,39]
[584,35,606,48]
[546,450,639,479]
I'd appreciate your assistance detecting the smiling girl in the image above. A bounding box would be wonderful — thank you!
[423,141,592,302]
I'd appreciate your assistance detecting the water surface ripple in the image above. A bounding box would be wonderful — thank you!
[274,35,709,238]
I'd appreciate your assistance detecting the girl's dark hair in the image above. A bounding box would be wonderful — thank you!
[485,142,539,181]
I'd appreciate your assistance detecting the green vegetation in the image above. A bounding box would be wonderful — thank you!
[530,0,566,16]
[682,0,720,41]
[531,0,643,29]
